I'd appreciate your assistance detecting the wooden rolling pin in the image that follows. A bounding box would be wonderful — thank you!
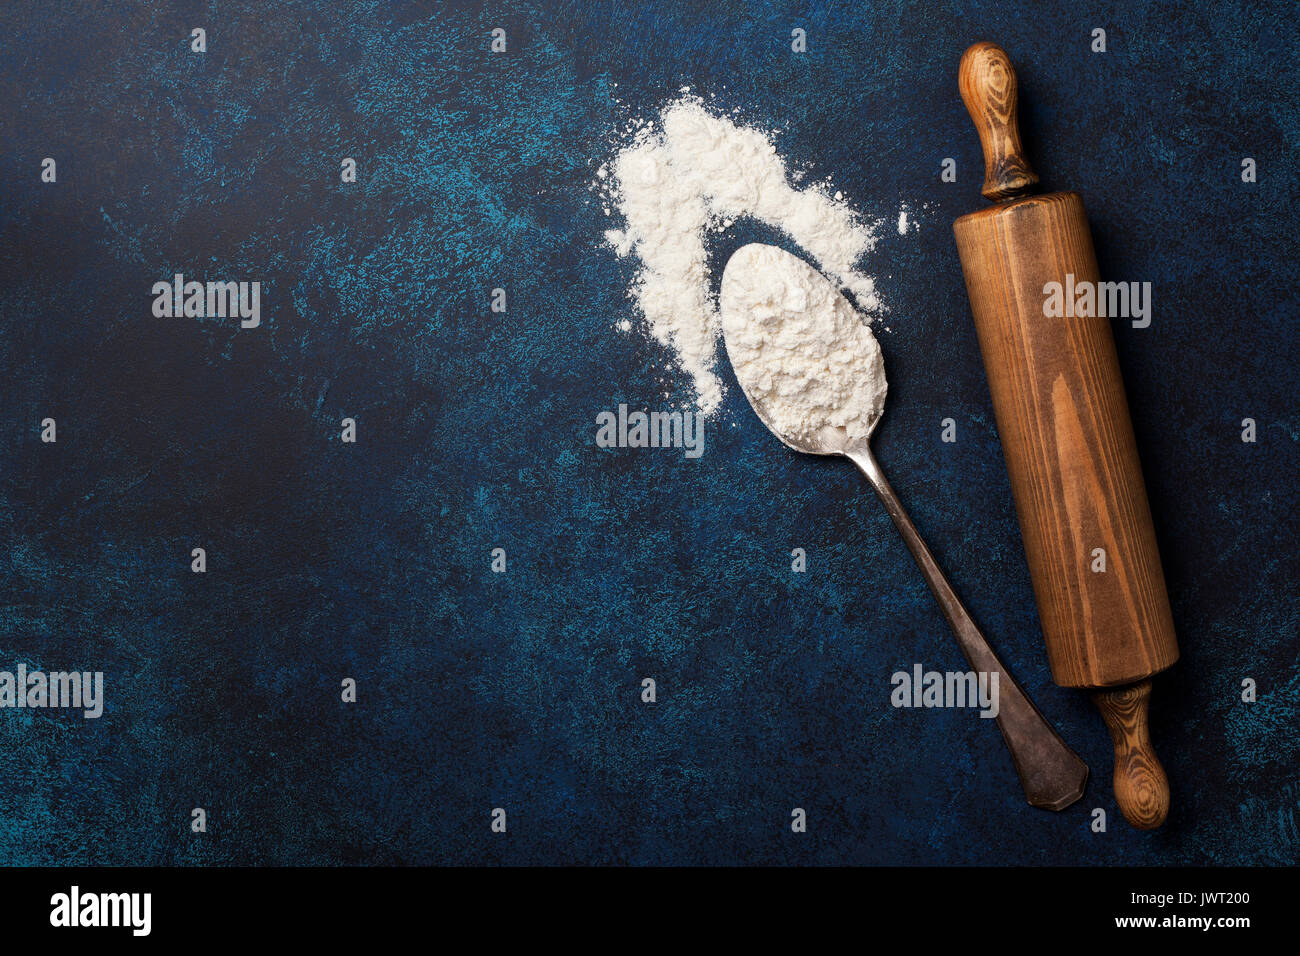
[952,42,1179,829]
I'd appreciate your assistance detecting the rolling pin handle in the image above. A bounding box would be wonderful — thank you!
[958,42,1040,202]
[1092,680,1171,829]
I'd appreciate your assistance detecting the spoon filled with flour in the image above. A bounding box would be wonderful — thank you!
[720,243,1088,811]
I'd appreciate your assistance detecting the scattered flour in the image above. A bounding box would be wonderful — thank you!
[720,244,887,447]
[897,201,926,235]
[599,96,882,414]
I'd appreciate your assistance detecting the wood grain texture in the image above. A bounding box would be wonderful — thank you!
[1094,680,1171,829]
[954,43,1179,828]
[958,42,1039,201]
[954,192,1179,688]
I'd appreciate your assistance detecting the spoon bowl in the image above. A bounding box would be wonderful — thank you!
[720,243,886,460]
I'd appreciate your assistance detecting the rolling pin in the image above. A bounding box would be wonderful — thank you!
[952,42,1179,829]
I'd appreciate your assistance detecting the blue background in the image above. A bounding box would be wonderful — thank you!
[0,0,1295,865]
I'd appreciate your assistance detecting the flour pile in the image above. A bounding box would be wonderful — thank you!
[720,244,887,447]
[599,96,883,414]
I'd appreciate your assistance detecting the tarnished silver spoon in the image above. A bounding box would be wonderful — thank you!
[720,243,1086,811]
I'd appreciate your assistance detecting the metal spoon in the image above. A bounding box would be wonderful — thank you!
[720,243,1087,811]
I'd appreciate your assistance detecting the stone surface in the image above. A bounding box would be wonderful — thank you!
[0,0,1294,864]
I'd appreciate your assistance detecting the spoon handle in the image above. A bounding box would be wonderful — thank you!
[847,447,1088,811]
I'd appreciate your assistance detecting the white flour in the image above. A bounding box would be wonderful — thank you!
[599,95,882,414]
[720,244,887,446]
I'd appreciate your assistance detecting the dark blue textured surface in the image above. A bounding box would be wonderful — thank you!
[0,1,1296,865]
